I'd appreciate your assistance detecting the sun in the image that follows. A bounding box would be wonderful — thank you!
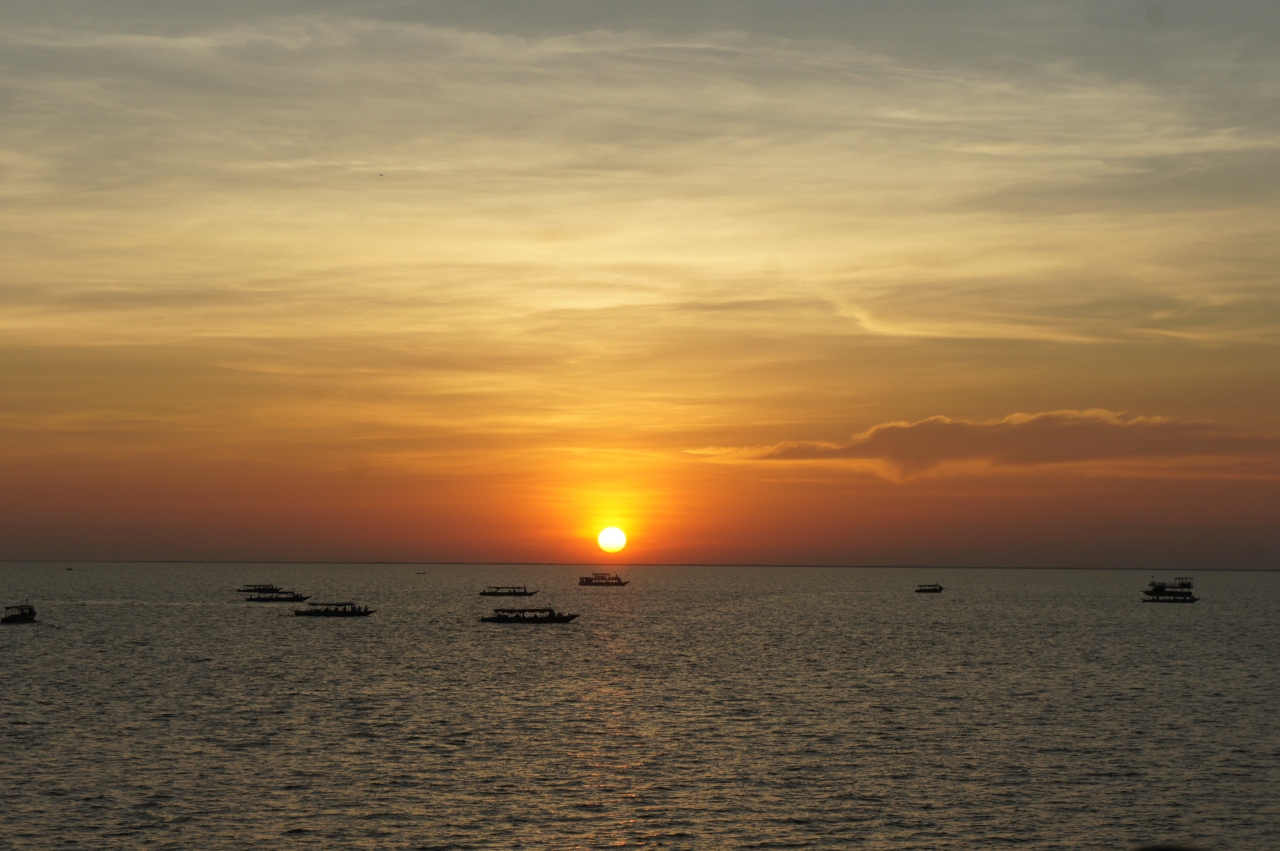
[597,527,627,553]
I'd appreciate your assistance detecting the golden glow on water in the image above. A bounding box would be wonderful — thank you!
[597,527,627,553]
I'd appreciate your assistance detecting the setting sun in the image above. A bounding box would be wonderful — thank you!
[597,527,627,553]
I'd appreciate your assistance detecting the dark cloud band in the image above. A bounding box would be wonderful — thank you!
[754,410,1280,472]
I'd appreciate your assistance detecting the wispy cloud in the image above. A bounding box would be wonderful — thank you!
[3,6,1278,347]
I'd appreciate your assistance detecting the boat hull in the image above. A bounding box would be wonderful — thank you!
[294,609,375,617]
[1,614,36,624]
[481,614,579,623]
[247,595,311,602]
[1142,597,1198,603]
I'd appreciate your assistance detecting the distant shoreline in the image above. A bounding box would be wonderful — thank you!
[2,560,1276,571]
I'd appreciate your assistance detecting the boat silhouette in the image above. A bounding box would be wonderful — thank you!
[237,583,284,594]
[1142,577,1198,603]
[294,602,375,617]
[2,604,36,624]
[579,572,628,587]
[481,607,578,624]
[245,590,311,602]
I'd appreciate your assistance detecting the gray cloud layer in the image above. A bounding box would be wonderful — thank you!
[754,410,1280,473]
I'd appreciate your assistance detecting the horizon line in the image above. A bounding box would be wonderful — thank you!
[1,560,1275,572]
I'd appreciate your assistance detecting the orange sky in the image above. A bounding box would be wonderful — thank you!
[2,2,1279,566]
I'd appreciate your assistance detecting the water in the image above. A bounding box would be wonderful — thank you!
[1,564,1277,850]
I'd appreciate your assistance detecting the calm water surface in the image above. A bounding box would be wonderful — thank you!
[1,564,1277,850]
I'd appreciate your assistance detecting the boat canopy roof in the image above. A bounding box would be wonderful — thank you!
[492,607,555,614]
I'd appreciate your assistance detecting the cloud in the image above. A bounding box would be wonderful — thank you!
[741,410,1280,475]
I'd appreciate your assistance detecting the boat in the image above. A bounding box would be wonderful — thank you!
[294,602,375,617]
[579,572,628,586]
[480,607,579,624]
[237,583,284,594]
[1142,577,1198,603]
[479,586,538,596]
[915,583,944,593]
[246,590,311,602]
[2,604,37,624]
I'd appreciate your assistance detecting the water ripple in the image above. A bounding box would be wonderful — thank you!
[1,564,1276,849]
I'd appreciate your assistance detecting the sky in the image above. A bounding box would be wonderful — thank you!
[2,0,1278,566]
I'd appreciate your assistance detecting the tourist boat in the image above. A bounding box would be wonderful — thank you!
[2,604,37,624]
[915,583,944,593]
[480,607,579,624]
[294,601,375,617]
[246,590,311,602]
[479,586,538,596]
[1142,577,1198,603]
[579,572,628,586]
[237,583,284,594]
